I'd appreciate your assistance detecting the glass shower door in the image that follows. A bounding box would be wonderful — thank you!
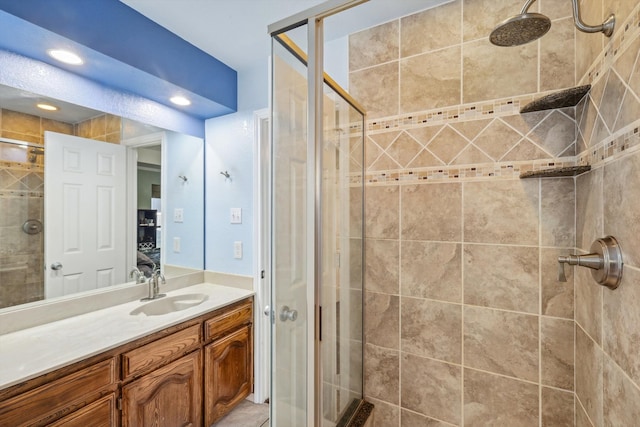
[271,32,311,426]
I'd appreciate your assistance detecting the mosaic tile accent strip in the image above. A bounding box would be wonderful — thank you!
[353,158,578,185]
[578,123,640,167]
[582,2,640,86]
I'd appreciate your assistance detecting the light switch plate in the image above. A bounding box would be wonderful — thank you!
[173,237,181,253]
[234,241,243,259]
[230,208,242,224]
[173,208,184,223]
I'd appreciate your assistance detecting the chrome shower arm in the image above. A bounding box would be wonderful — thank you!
[520,0,538,14]
[571,0,615,36]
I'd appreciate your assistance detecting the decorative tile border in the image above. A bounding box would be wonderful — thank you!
[578,122,640,167]
[0,161,44,172]
[0,190,44,198]
[582,2,640,86]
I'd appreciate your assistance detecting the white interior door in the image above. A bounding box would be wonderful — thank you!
[44,131,127,298]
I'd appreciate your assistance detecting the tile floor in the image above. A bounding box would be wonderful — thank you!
[212,399,269,427]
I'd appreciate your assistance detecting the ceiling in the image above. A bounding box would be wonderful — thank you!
[121,0,450,72]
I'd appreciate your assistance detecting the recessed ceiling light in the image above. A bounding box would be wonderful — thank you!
[170,96,191,106]
[37,103,59,111]
[47,49,83,65]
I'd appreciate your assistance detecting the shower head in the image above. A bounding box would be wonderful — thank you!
[490,12,551,47]
[490,0,615,47]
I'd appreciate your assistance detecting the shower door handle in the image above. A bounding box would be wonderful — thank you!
[279,305,298,322]
[50,262,63,271]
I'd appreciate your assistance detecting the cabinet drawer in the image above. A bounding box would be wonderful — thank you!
[205,299,252,341]
[122,324,200,380]
[48,393,117,427]
[0,358,116,427]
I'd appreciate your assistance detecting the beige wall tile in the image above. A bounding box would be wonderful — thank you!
[576,400,593,427]
[576,169,603,251]
[400,46,461,112]
[400,1,461,57]
[401,353,461,424]
[501,139,552,162]
[540,17,576,91]
[541,248,574,319]
[76,119,91,138]
[464,306,539,382]
[349,21,399,72]
[604,0,637,25]
[90,115,106,138]
[541,178,575,247]
[463,179,539,245]
[613,89,640,133]
[400,409,449,427]
[2,110,40,137]
[599,71,627,131]
[527,110,576,157]
[575,264,603,345]
[542,387,575,427]
[364,239,399,294]
[603,266,640,385]
[540,0,573,19]
[105,114,121,135]
[400,241,461,303]
[463,38,537,104]
[604,355,640,426]
[471,119,522,161]
[464,244,539,313]
[364,344,400,404]
[464,368,539,426]
[366,398,400,427]
[386,132,424,168]
[41,118,74,136]
[576,325,604,427]
[401,183,462,241]
[350,62,399,119]
[424,126,469,165]
[366,292,399,350]
[541,317,575,390]
[0,131,40,144]
[604,151,640,268]
[462,0,528,42]
[401,297,461,363]
[405,125,442,146]
[365,185,399,239]
[575,0,604,82]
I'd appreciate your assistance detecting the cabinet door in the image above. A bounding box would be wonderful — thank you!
[122,350,202,427]
[48,393,117,427]
[205,325,252,425]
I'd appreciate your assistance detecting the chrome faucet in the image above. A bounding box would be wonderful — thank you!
[141,269,166,301]
[129,267,146,284]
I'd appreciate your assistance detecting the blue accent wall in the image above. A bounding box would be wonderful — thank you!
[0,1,237,119]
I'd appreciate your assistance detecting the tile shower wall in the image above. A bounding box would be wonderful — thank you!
[573,0,640,426]
[351,0,640,425]
[350,1,581,425]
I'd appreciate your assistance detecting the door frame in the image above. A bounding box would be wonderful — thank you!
[122,132,166,276]
[253,108,271,404]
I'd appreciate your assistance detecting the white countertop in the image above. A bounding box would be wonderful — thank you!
[0,283,254,390]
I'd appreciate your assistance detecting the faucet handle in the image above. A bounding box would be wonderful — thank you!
[557,259,567,282]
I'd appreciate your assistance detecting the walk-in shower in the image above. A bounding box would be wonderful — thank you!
[490,0,615,46]
[0,138,45,308]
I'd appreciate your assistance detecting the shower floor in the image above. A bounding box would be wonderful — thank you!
[212,399,269,427]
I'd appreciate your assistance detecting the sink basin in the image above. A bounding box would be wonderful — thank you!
[130,293,209,316]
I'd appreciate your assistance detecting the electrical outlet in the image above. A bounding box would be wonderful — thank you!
[230,208,242,224]
[233,241,242,259]
[173,237,181,253]
[173,208,184,223]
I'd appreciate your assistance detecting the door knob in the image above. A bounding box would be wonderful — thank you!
[279,305,298,322]
[50,262,63,271]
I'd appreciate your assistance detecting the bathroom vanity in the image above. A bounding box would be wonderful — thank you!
[0,284,254,426]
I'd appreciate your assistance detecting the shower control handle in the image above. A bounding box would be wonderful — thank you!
[557,236,623,289]
[279,306,298,322]
[50,262,63,271]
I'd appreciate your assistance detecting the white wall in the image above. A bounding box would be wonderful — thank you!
[164,131,205,269]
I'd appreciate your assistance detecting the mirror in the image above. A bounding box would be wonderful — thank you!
[0,84,205,310]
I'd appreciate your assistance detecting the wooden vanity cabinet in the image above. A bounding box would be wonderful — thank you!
[0,296,253,427]
[204,298,253,425]
[121,350,202,427]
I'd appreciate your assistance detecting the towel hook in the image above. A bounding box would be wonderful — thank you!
[220,171,231,179]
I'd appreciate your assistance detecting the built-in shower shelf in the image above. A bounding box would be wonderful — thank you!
[520,85,591,113]
[520,165,591,179]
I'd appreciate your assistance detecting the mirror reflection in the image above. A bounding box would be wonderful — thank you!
[0,84,204,310]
